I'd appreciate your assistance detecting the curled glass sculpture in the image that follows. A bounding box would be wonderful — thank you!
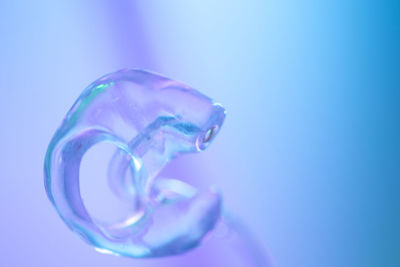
[44,69,226,257]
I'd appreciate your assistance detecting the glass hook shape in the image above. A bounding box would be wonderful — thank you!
[44,69,226,258]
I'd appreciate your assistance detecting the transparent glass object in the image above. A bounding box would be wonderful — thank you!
[44,69,226,257]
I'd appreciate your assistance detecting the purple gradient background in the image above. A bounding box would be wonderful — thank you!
[0,1,399,267]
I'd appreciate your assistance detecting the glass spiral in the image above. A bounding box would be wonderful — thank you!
[44,69,226,257]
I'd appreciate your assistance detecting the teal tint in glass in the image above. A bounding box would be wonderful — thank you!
[44,69,226,257]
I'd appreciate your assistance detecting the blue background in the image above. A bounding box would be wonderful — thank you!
[0,1,399,266]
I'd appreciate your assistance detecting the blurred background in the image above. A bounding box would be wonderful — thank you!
[0,0,399,266]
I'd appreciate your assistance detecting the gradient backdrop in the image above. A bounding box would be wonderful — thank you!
[0,1,399,267]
